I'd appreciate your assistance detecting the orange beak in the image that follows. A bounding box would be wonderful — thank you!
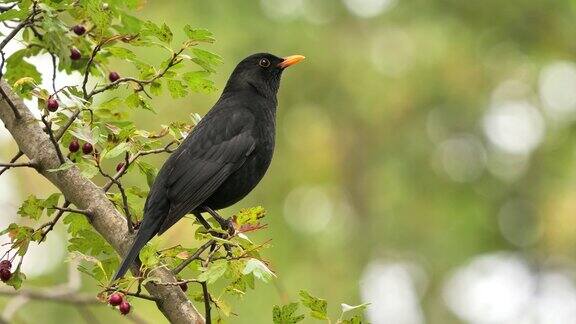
[278,55,305,69]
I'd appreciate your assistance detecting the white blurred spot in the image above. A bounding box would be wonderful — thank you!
[486,149,530,182]
[371,28,415,77]
[436,134,486,183]
[21,233,66,278]
[443,252,535,323]
[0,173,20,246]
[260,0,304,21]
[360,260,425,324]
[539,61,576,120]
[482,101,545,155]
[302,0,336,25]
[491,79,532,104]
[523,272,576,323]
[283,186,333,234]
[343,0,396,18]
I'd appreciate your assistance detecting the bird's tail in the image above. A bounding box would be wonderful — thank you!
[112,218,160,282]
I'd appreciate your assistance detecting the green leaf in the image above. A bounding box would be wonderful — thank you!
[47,161,75,173]
[167,79,188,98]
[235,206,266,226]
[299,290,328,320]
[139,244,159,268]
[198,259,228,284]
[18,195,44,220]
[6,267,26,290]
[191,48,222,72]
[5,49,42,88]
[63,212,91,237]
[102,142,130,160]
[43,193,61,217]
[125,92,155,112]
[273,303,305,324]
[135,161,157,188]
[142,21,172,43]
[76,160,99,179]
[106,47,137,61]
[182,71,217,93]
[341,316,363,324]
[242,258,276,283]
[183,26,215,43]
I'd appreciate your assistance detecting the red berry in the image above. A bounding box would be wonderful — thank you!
[116,162,125,172]
[179,282,188,292]
[0,269,11,282]
[0,260,11,270]
[108,292,123,306]
[70,48,81,60]
[82,142,93,154]
[119,301,131,315]
[73,25,86,36]
[47,98,59,112]
[108,71,120,82]
[69,139,80,153]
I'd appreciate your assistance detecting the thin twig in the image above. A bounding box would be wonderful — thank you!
[0,288,99,305]
[41,115,65,164]
[96,160,133,233]
[104,288,159,303]
[87,48,186,99]
[0,161,34,168]
[201,281,211,324]
[38,200,71,243]
[102,141,177,192]
[0,151,24,176]
[0,7,40,52]
[50,53,57,94]
[173,239,216,275]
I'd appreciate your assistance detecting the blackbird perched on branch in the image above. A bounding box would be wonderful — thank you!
[113,53,305,280]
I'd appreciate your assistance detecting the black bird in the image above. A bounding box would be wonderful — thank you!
[113,53,305,280]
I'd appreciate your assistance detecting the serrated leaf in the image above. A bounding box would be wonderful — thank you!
[299,290,328,320]
[183,26,215,43]
[63,212,91,236]
[182,71,216,93]
[135,161,157,188]
[273,303,305,324]
[102,142,130,160]
[242,258,276,283]
[167,79,188,98]
[6,267,26,290]
[76,160,99,179]
[139,244,159,268]
[18,195,44,220]
[198,259,228,284]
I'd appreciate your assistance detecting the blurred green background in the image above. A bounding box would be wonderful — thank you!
[2,0,576,323]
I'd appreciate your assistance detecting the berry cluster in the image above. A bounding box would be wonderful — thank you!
[0,260,12,282]
[108,292,131,315]
[69,25,120,83]
[68,138,93,155]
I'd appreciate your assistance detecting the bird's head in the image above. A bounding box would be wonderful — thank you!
[224,53,305,98]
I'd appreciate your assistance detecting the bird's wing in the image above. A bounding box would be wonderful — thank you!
[157,109,256,234]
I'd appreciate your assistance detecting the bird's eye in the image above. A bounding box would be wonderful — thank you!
[258,58,270,68]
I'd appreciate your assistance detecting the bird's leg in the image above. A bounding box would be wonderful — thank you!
[203,206,235,236]
[201,206,234,257]
[193,211,212,230]
[195,210,232,257]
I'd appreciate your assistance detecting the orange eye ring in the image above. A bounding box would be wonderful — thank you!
[259,58,270,68]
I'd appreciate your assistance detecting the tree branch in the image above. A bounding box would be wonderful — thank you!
[0,81,205,324]
[173,239,216,275]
